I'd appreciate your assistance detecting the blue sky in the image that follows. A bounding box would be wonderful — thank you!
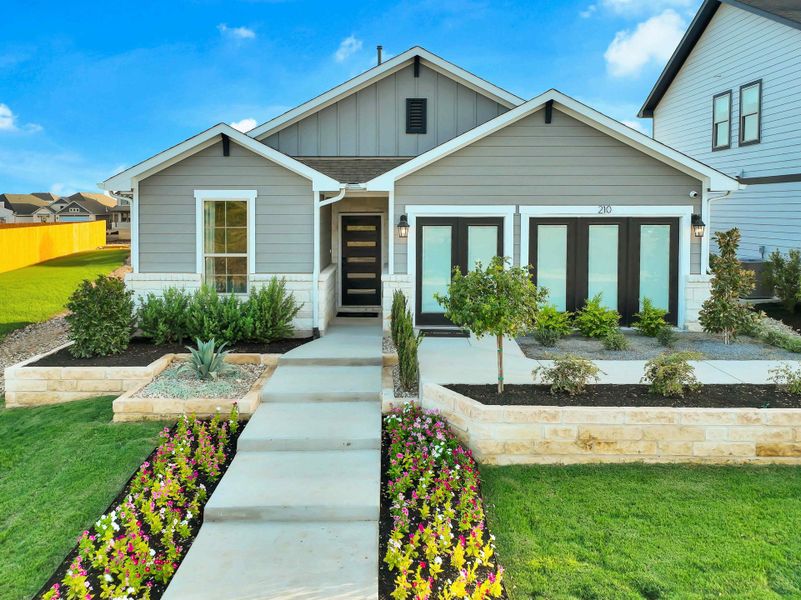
[0,0,701,194]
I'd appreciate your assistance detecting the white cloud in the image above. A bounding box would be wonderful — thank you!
[334,35,363,63]
[584,0,695,18]
[217,24,256,40]
[0,102,42,133]
[230,117,257,132]
[604,10,686,77]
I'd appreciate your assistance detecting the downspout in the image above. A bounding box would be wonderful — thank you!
[313,186,347,336]
[702,188,732,274]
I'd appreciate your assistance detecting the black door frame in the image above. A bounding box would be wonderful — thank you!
[528,217,679,325]
[416,216,503,326]
[340,214,382,307]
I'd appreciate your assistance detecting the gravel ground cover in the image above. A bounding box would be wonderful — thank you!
[518,330,800,360]
[135,361,265,400]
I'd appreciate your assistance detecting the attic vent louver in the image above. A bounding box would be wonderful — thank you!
[406,98,427,134]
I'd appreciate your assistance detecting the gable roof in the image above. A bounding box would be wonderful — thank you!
[366,89,741,192]
[56,200,95,215]
[0,194,51,215]
[247,46,525,141]
[639,0,801,118]
[100,123,340,192]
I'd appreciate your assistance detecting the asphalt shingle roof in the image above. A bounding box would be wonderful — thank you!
[294,157,413,184]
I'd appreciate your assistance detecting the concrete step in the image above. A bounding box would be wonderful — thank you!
[238,401,381,452]
[204,450,380,522]
[279,323,383,367]
[260,365,381,403]
[162,521,378,600]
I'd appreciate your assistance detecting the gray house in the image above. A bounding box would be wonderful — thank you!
[101,47,738,334]
[640,0,801,259]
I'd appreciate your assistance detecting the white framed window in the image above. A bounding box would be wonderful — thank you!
[194,190,256,294]
[69,207,80,213]
[712,91,731,150]
[739,80,761,146]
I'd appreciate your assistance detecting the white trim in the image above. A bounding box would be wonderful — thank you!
[131,181,140,273]
[365,89,741,192]
[336,211,386,310]
[518,204,693,329]
[100,124,340,192]
[313,190,320,332]
[387,190,395,275]
[405,204,516,321]
[193,189,257,290]
[248,46,523,140]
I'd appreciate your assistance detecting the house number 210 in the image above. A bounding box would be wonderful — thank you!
[598,205,612,214]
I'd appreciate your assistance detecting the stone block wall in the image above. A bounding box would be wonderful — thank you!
[422,384,801,464]
[685,275,712,332]
[382,274,413,331]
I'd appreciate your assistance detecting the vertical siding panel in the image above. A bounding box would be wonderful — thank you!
[476,94,499,125]
[456,85,478,135]
[319,104,338,155]
[337,94,358,155]
[298,114,319,156]
[396,65,418,156]
[279,123,299,156]
[264,133,280,150]
[377,75,397,155]
[357,86,378,156]
[417,65,438,153]
[436,74,457,146]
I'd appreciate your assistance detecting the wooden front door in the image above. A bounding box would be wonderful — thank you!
[341,215,382,306]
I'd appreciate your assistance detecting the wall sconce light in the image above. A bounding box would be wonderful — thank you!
[397,214,409,238]
[691,213,706,238]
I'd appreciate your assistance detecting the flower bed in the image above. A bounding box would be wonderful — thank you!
[381,403,504,599]
[38,407,241,600]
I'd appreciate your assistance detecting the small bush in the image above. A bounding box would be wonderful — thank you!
[137,287,190,344]
[657,326,678,348]
[533,305,572,347]
[603,330,630,351]
[179,338,233,380]
[574,294,620,339]
[751,314,801,353]
[533,354,602,396]
[764,249,801,312]
[392,291,422,391]
[185,285,253,345]
[633,298,668,337]
[769,364,801,395]
[244,278,302,343]
[533,328,562,348]
[641,351,702,397]
[65,275,135,358]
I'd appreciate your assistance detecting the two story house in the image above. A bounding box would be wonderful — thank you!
[101,47,739,334]
[639,0,801,260]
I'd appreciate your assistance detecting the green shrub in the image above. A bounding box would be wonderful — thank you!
[185,285,253,345]
[533,354,602,396]
[657,326,678,348]
[178,338,232,381]
[641,351,702,397]
[390,289,408,348]
[533,305,572,347]
[244,278,302,343]
[769,363,801,395]
[392,291,422,391]
[751,314,801,353]
[574,294,620,339]
[633,298,668,337]
[603,330,629,351]
[533,328,561,348]
[65,275,135,358]
[137,287,190,344]
[764,249,801,312]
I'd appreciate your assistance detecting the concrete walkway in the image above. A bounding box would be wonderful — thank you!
[164,319,382,600]
[419,334,798,385]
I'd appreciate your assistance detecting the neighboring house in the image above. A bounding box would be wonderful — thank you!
[101,46,738,335]
[0,194,52,223]
[0,191,126,229]
[639,0,801,259]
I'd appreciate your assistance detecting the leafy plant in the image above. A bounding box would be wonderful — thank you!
[390,288,408,348]
[574,294,621,339]
[185,285,253,345]
[137,287,190,344]
[65,275,135,358]
[179,338,233,380]
[533,305,572,347]
[764,249,801,312]
[533,354,602,396]
[657,326,678,348]
[641,351,702,397]
[244,277,302,343]
[699,229,756,344]
[392,291,422,391]
[533,328,561,348]
[769,363,801,395]
[603,330,630,351]
[633,298,668,337]
[751,314,801,353]
[436,256,546,393]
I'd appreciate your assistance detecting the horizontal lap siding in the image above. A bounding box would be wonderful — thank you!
[138,141,313,273]
[394,109,702,273]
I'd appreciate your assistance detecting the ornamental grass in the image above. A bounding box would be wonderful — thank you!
[384,403,504,600]
[41,406,240,600]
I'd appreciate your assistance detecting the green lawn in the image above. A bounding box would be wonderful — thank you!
[0,248,128,338]
[481,464,801,599]
[0,396,167,600]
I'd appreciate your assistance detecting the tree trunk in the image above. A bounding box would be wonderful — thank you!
[497,334,504,394]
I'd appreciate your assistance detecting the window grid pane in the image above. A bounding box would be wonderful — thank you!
[203,199,248,293]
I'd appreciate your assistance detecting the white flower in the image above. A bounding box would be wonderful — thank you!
[104,574,113,582]
[434,556,443,564]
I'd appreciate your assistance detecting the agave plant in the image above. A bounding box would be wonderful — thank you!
[179,338,232,380]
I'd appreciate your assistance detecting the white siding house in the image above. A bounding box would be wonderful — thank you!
[641,0,801,259]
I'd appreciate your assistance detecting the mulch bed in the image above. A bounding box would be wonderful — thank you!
[759,302,801,333]
[34,417,245,600]
[29,337,312,367]
[446,384,801,409]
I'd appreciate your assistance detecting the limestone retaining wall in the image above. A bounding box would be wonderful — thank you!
[422,383,801,464]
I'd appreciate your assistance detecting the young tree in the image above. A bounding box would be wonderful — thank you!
[436,256,545,393]
[698,228,756,344]
[764,249,801,313]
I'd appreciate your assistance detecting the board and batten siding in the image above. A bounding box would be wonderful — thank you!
[394,109,702,273]
[263,63,508,157]
[138,141,314,274]
[653,3,801,257]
